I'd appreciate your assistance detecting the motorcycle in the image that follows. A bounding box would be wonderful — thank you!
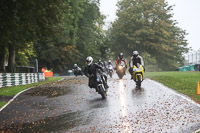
[95,70,107,99]
[132,63,144,88]
[73,67,83,77]
[116,61,126,79]
[106,65,114,78]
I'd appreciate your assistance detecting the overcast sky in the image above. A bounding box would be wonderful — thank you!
[99,0,200,51]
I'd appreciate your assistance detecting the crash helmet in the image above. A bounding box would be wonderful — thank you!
[74,64,77,68]
[86,56,93,66]
[119,53,124,59]
[108,60,111,63]
[133,51,139,58]
[98,59,102,63]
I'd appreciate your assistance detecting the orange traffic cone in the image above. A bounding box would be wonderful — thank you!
[196,82,200,95]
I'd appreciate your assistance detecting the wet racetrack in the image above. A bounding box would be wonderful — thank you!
[0,74,200,132]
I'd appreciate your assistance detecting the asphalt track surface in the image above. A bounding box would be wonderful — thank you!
[0,74,200,132]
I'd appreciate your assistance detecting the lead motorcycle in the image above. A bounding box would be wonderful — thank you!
[116,61,126,79]
[91,70,107,99]
[132,63,144,88]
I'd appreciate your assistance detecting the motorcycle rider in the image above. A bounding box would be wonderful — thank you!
[85,56,109,89]
[73,64,82,76]
[129,51,145,79]
[106,60,114,70]
[115,53,127,74]
[107,60,113,66]
[97,59,104,67]
[73,64,80,71]
[106,60,114,75]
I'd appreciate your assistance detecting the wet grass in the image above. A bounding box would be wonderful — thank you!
[145,71,200,104]
[0,77,62,108]
[0,102,7,107]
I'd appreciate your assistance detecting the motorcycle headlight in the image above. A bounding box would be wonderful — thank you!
[119,66,122,69]
[96,78,100,82]
[133,68,139,72]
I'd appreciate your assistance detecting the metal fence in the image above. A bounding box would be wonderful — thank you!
[0,73,45,88]
[184,50,200,65]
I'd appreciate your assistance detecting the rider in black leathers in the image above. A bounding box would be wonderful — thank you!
[129,51,145,79]
[73,64,82,76]
[97,59,104,67]
[107,60,113,66]
[85,56,109,89]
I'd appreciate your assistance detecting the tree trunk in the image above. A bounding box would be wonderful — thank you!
[0,46,6,72]
[8,44,16,73]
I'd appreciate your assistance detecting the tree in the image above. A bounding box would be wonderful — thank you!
[0,0,67,72]
[108,0,188,71]
[76,0,107,66]
[0,0,108,73]
[15,42,36,66]
[34,0,107,72]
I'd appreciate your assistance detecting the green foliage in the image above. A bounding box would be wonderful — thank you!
[108,0,189,71]
[16,42,36,66]
[74,0,108,67]
[141,52,160,72]
[33,0,107,72]
[35,41,79,72]
[0,0,111,73]
[0,0,69,72]
[0,102,7,108]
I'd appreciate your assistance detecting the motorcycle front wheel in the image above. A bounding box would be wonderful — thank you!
[136,75,141,88]
[118,73,123,79]
[98,85,106,99]
[109,72,112,78]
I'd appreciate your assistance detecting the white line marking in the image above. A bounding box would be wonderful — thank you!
[146,78,200,132]
[0,78,65,112]
[0,87,34,112]
[146,79,200,108]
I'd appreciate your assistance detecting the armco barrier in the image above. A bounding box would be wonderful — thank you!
[0,73,45,88]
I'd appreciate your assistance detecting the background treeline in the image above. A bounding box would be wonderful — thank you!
[0,0,189,73]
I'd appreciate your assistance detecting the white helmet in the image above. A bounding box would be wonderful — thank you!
[86,56,93,66]
[74,64,77,67]
[133,51,139,58]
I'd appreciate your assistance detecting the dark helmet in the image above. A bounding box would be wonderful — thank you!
[133,51,139,58]
[119,53,123,59]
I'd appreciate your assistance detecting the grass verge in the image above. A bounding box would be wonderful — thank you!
[145,71,200,104]
[0,77,62,108]
[0,102,7,108]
